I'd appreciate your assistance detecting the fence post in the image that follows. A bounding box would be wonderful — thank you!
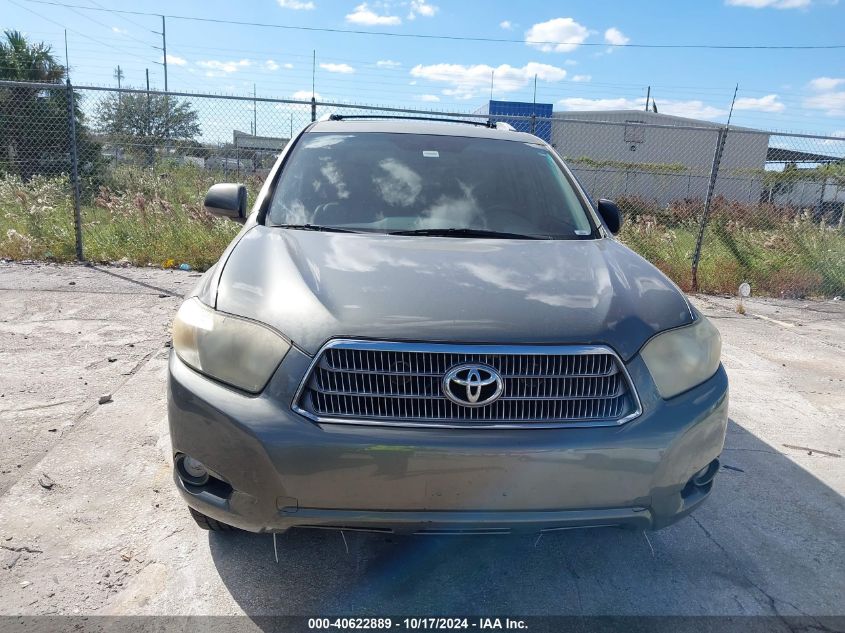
[837,186,844,230]
[311,96,316,122]
[65,79,84,262]
[690,127,728,291]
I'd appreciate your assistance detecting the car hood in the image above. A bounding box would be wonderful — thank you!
[214,226,693,360]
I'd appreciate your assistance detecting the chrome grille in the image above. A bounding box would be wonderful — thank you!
[293,341,640,428]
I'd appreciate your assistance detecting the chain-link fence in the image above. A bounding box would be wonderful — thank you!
[1,79,844,298]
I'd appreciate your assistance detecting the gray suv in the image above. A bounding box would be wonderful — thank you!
[168,117,728,535]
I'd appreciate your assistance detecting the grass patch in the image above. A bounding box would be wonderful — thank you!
[0,164,250,270]
[620,219,845,297]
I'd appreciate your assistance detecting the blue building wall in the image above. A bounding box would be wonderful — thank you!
[475,100,554,143]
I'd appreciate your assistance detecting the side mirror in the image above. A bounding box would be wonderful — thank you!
[597,199,622,235]
[204,183,247,222]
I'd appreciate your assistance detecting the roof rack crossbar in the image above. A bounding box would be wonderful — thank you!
[327,114,495,128]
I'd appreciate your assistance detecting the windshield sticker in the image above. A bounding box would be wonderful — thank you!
[422,150,439,158]
[574,229,592,235]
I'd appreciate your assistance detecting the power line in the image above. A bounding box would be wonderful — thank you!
[6,0,159,65]
[84,0,152,32]
[15,0,845,50]
[63,2,156,49]
[12,28,840,99]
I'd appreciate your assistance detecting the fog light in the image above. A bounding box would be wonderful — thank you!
[692,459,720,487]
[176,454,209,486]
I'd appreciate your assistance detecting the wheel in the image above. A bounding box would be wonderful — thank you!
[188,506,236,532]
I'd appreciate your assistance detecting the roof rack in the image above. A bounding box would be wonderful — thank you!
[326,114,499,128]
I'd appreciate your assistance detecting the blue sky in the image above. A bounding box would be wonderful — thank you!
[3,0,845,135]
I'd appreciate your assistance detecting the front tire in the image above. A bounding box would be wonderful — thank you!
[188,506,236,532]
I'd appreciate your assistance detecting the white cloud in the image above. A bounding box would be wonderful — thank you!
[111,26,127,34]
[320,62,355,74]
[276,0,315,9]
[419,94,440,102]
[292,90,321,100]
[808,76,845,91]
[411,62,567,99]
[525,18,590,53]
[408,0,438,19]
[162,54,187,66]
[376,59,401,68]
[564,59,578,66]
[725,0,811,8]
[604,27,629,46]
[196,59,251,77]
[803,91,845,116]
[558,97,728,120]
[499,20,513,30]
[571,74,591,82]
[284,63,294,69]
[733,94,785,112]
[265,59,280,71]
[804,77,845,116]
[346,3,402,25]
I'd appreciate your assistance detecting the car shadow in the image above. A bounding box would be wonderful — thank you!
[207,419,844,618]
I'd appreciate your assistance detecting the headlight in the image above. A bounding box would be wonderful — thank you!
[640,316,721,399]
[172,298,290,393]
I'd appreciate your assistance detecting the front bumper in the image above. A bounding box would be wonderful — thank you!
[167,347,729,534]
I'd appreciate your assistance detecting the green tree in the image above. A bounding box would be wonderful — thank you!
[95,91,201,164]
[0,30,101,184]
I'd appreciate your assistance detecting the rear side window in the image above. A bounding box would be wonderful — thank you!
[268,132,596,239]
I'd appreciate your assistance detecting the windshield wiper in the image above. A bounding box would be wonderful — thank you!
[274,224,358,233]
[389,227,544,240]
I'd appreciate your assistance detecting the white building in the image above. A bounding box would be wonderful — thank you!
[548,110,770,206]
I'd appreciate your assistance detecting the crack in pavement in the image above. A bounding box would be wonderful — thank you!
[1,545,43,553]
[1,347,163,495]
[0,400,78,414]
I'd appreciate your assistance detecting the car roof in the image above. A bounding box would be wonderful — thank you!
[308,118,544,144]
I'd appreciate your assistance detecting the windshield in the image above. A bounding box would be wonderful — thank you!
[268,132,597,239]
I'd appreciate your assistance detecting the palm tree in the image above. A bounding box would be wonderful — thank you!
[0,29,65,82]
[0,30,100,181]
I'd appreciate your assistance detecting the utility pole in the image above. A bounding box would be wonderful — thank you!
[253,83,257,136]
[489,70,494,101]
[155,16,170,155]
[645,86,651,112]
[311,49,317,122]
[113,65,124,89]
[531,74,537,135]
[63,29,70,75]
[161,16,168,91]
[152,16,168,88]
